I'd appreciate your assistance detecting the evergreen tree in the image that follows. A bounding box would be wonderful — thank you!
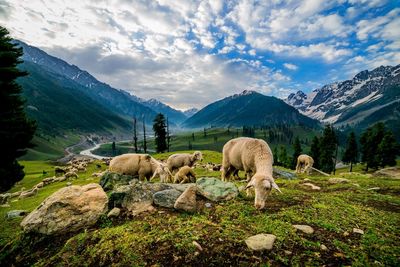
[319,125,337,173]
[152,113,167,153]
[377,130,398,167]
[273,146,279,166]
[309,136,320,169]
[0,27,36,192]
[360,123,385,171]
[292,137,302,169]
[279,146,289,168]
[342,132,358,172]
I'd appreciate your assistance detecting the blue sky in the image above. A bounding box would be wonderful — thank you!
[0,0,399,110]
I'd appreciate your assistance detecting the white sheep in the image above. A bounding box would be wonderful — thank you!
[167,151,203,174]
[109,153,172,182]
[221,137,282,210]
[18,188,38,200]
[65,171,78,179]
[296,154,314,175]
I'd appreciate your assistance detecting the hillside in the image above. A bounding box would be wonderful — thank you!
[183,90,320,128]
[286,65,400,137]
[141,99,187,124]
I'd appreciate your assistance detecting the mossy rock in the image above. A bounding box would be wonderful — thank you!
[99,172,137,192]
[196,177,238,202]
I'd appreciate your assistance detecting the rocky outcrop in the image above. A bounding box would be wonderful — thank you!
[21,183,108,235]
[196,178,238,201]
[99,171,137,191]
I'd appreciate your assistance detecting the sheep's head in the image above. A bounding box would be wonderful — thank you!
[246,174,281,210]
[152,163,172,182]
[193,151,203,162]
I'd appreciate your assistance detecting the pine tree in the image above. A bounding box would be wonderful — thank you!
[279,146,289,168]
[292,137,302,169]
[153,113,167,153]
[142,117,147,153]
[377,130,398,167]
[319,125,337,173]
[273,146,279,166]
[0,27,36,192]
[360,123,385,171]
[309,136,320,169]
[133,117,138,153]
[342,132,358,172]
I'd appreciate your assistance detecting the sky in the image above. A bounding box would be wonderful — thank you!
[1,0,399,110]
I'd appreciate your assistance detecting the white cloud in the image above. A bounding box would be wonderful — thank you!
[283,63,298,70]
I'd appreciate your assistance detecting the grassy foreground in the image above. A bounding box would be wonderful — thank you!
[0,151,399,266]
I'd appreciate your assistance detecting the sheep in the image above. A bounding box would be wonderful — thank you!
[54,166,66,176]
[109,153,172,182]
[173,166,196,184]
[65,171,78,179]
[42,177,56,186]
[0,193,10,204]
[221,137,282,210]
[167,151,203,174]
[92,171,105,178]
[18,188,38,200]
[296,154,314,175]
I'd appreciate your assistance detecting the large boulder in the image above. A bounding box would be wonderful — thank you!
[21,183,108,235]
[99,171,137,191]
[153,189,182,208]
[174,185,197,212]
[273,168,297,180]
[196,177,238,202]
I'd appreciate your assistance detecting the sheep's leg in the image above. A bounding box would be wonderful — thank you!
[245,170,253,182]
[295,161,301,174]
[221,165,232,181]
[180,175,189,184]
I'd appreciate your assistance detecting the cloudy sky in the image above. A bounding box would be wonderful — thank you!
[1,0,399,110]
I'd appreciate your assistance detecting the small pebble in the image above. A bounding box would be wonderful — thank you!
[320,244,328,251]
[205,203,212,208]
[353,228,364,235]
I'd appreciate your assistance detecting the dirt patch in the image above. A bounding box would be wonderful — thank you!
[376,188,400,196]
[363,200,400,213]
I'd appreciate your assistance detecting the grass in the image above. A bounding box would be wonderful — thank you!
[1,151,399,266]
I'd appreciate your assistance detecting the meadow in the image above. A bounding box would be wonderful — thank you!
[0,151,399,266]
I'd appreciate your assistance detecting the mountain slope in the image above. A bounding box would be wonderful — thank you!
[286,65,400,138]
[141,99,187,124]
[15,40,161,125]
[183,108,199,118]
[183,90,319,128]
[19,61,131,135]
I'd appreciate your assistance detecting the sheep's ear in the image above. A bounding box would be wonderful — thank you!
[245,179,255,189]
[271,181,282,193]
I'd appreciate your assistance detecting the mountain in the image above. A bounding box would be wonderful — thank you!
[286,65,400,136]
[141,99,187,124]
[183,108,199,118]
[19,61,132,135]
[182,90,320,128]
[15,40,168,125]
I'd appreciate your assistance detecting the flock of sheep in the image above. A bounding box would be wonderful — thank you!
[109,137,314,210]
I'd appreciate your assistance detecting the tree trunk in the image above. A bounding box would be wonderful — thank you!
[349,162,353,172]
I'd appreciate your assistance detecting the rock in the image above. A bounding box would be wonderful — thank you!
[107,207,121,218]
[0,193,10,204]
[343,231,350,237]
[21,183,108,235]
[0,204,10,208]
[205,203,212,208]
[174,185,197,212]
[108,181,171,215]
[273,168,296,180]
[328,178,349,184]
[300,183,321,191]
[303,178,311,182]
[196,177,239,201]
[367,187,380,191]
[99,171,138,191]
[167,183,194,192]
[320,244,328,251]
[7,210,28,219]
[192,241,203,251]
[66,182,72,186]
[293,224,314,234]
[153,189,182,208]
[374,167,400,179]
[353,228,364,234]
[284,250,292,255]
[245,234,276,251]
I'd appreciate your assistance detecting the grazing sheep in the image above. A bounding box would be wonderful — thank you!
[110,153,171,182]
[18,188,38,200]
[54,166,66,176]
[42,177,55,186]
[34,182,44,189]
[92,171,105,178]
[65,171,78,179]
[167,151,203,174]
[296,154,314,175]
[221,137,282,210]
[54,176,67,182]
[174,166,196,184]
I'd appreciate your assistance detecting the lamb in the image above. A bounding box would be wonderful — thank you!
[167,151,203,174]
[296,154,314,175]
[174,166,196,184]
[109,153,172,182]
[221,137,282,210]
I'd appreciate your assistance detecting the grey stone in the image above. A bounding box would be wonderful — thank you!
[320,244,328,251]
[205,203,212,208]
[196,177,239,201]
[107,207,121,218]
[153,189,182,208]
[273,167,297,180]
[293,224,314,234]
[353,228,364,234]
[245,234,276,251]
[301,183,321,191]
[21,184,108,235]
[7,210,28,219]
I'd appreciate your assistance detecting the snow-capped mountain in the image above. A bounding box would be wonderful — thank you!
[286,65,400,127]
[141,98,187,124]
[183,108,199,118]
